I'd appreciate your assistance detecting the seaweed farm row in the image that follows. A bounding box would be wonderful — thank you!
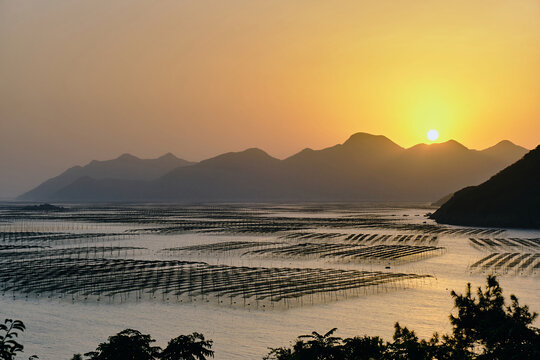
[281,232,439,245]
[164,241,445,264]
[0,244,50,250]
[0,246,147,261]
[0,257,432,308]
[469,237,540,251]
[0,231,132,245]
[247,244,445,263]
[469,253,540,275]
[132,220,504,236]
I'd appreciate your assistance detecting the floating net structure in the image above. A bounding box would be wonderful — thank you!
[0,257,432,308]
[282,232,439,245]
[468,237,540,276]
[0,231,132,246]
[6,204,525,309]
[163,239,445,264]
[469,237,540,252]
[245,243,444,264]
[0,244,50,251]
[469,253,540,275]
[383,224,504,236]
[161,241,279,255]
[0,246,147,262]
[133,221,504,236]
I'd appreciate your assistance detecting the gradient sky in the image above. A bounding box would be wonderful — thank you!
[1,0,539,198]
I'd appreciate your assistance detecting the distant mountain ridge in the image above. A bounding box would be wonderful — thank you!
[18,153,194,200]
[19,133,529,203]
[431,145,540,228]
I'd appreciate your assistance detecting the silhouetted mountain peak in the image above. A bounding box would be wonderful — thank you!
[342,132,404,154]
[495,140,515,147]
[157,152,179,160]
[482,140,527,153]
[160,147,281,183]
[230,148,275,161]
[480,140,528,162]
[200,148,278,167]
[344,132,394,145]
[116,153,139,161]
[443,139,468,149]
[18,152,195,200]
[407,140,468,153]
[243,147,271,156]
[297,148,315,155]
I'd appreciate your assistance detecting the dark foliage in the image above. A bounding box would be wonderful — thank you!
[446,275,540,359]
[0,319,38,360]
[81,330,213,360]
[160,332,214,360]
[84,329,161,360]
[0,319,25,360]
[340,335,387,360]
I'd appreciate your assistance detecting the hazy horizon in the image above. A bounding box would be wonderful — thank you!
[1,0,539,198]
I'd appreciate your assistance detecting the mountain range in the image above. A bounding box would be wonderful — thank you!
[431,145,540,228]
[19,153,194,201]
[18,133,529,203]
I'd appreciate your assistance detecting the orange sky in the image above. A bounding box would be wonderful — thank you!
[1,0,539,197]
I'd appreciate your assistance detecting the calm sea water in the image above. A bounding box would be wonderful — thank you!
[0,205,538,359]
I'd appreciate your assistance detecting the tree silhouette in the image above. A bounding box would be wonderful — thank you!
[386,323,429,360]
[0,319,25,360]
[160,332,214,360]
[266,328,343,360]
[341,335,385,360]
[446,275,540,359]
[298,328,343,359]
[84,329,160,360]
[0,319,38,360]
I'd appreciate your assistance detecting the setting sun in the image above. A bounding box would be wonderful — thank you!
[427,129,439,141]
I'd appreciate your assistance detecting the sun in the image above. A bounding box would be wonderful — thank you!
[427,129,439,141]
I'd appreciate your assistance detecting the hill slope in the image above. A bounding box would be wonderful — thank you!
[431,145,540,228]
